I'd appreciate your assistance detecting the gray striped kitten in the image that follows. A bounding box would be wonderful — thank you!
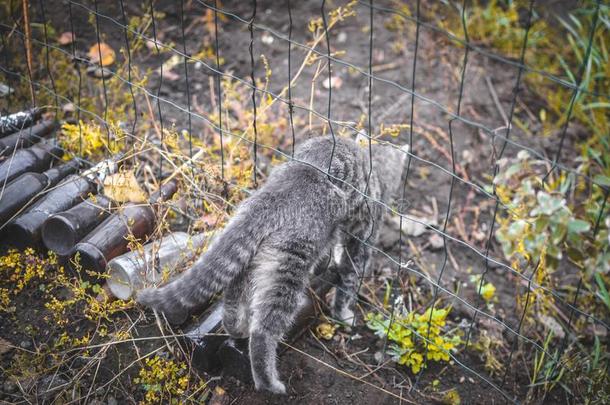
[138,135,408,394]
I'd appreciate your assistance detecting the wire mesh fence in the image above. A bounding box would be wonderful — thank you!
[0,0,608,403]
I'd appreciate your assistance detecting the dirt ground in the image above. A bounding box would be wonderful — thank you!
[0,0,592,404]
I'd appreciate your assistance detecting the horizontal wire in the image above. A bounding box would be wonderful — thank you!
[4,62,608,333]
[56,2,609,193]
[358,0,609,100]
[1,20,601,232]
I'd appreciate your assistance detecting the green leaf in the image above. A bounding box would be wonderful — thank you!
[582,102,610,110]
[567,219,591,234]
[594,272,610,312]
[593,175,610,187]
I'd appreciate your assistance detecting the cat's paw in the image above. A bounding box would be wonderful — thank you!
[332,305,355,327]
[255,378,286,395]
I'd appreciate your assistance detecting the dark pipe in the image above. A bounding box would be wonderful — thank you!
[0,120,59,156]
[0,142,62,185]
[179,303,225,373]
[0,108,43,137]
[72,180,178,274]
[0,160,80,226]
[4,174,97,249]
[42,194,114,256]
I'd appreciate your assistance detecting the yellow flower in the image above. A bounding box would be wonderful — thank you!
[480,282,496,302]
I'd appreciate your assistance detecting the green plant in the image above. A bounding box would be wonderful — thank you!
[135,355,207,405]
[366,303,461,374]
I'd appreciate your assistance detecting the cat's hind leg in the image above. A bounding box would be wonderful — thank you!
[222,270,251,338]
[248,244,311,394]
[332,219,378,325]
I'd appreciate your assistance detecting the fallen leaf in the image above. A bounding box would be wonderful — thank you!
[442,388,461,405]
[322,76,343,89]
[261,32,274,45]
[209,386,230,405]
[315,322,337,340]
[388,215,436,237]
[540,315,565,339]
[158,54,184,81]
[103,171,147,203]
[58,31,75,45]
[428,233,444,250]
[88,42,116,67]
[0,337,13,354]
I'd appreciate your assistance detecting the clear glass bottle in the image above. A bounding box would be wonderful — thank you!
[107,231,206,300]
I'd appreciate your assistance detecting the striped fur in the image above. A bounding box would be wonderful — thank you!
[137,135,408,393]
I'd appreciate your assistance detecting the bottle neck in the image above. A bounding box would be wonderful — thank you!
[29,141,63,161]
[148,180,178,204]
[43,160,81,187]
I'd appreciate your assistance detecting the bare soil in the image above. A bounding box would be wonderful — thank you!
[0,0,589,404]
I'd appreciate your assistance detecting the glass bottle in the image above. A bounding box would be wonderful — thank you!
[41,194,115,256]
[107,231,206,300]
[0,160,80,225]
[0,108,43,137]
[0,120,58,156]
[72,180,178,275]
[4,158,118,249]
[0,141,62,185]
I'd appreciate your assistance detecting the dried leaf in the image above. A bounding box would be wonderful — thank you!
[58,31,75,45]
[315,322,337,340]
[209,386,229,405]
[322,76,343,89]
[0,337,13,354]
[103,171,147,203]
[442,388,461,405]
[88,42,116,67]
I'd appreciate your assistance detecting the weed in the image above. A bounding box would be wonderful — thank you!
[366,300,461,374]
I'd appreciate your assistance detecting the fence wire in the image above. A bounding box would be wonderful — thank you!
[0,0,608,403]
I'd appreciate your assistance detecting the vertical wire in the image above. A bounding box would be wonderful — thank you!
[92,0,111,142]
[1,29,14,113]
[528,7,603,373]
[213,0,225,192]
[352,0,376,330]
[381,0,421,364]
[149,0,165,178]
[36,0,58,117]
[546,187,608,386]
[321,0,336,180]
[464,0,536,352]
[543,0,601,181]
[248,0,258,187]
[68,1,84,157]
[412,0,468,391]
[12,3,36,107]
[287,0,296,157]
[500,259,541,390]
[179,0,192,160]
[118,0,139,150]
[476,3,538,388]
[365,0,373,193]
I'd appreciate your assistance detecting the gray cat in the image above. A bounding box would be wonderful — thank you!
[137,135,408,394]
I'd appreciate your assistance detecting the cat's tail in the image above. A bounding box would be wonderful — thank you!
[137,205,264,323]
